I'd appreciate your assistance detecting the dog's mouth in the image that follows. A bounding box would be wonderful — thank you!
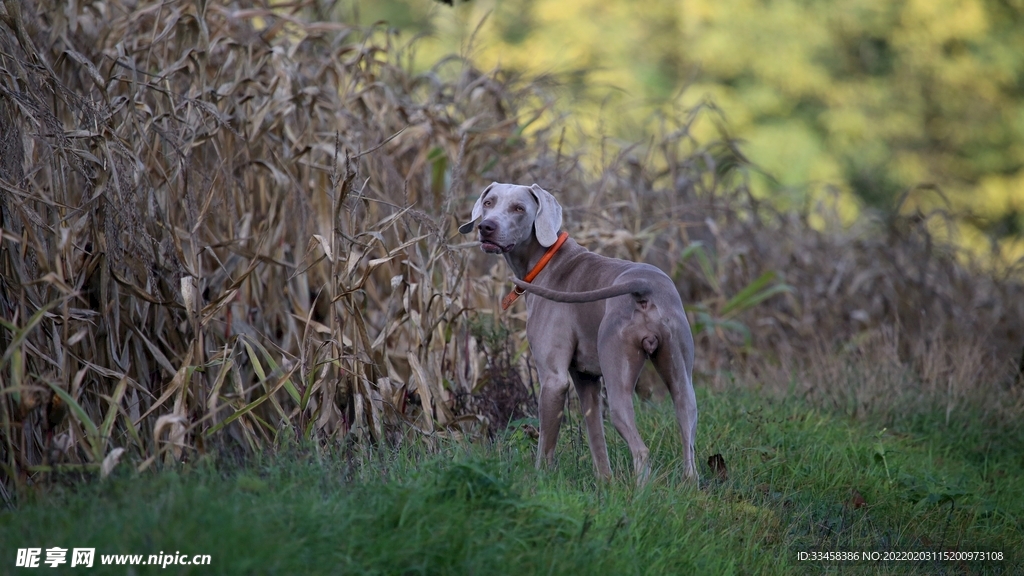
[480,240,514,254]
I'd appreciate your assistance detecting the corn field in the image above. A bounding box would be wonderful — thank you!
[2,0,1023,496]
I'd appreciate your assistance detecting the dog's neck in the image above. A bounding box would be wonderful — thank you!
[504,232,550,280]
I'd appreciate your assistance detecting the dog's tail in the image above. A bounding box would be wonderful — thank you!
[511,278,652,304]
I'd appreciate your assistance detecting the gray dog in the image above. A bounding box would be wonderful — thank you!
[460,182,698,482]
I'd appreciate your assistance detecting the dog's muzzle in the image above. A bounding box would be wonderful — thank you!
[480,238,515,253]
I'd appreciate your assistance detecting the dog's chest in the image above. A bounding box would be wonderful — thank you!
[526,298,605,376]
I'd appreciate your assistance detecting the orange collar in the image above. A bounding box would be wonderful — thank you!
[502,232,569,310]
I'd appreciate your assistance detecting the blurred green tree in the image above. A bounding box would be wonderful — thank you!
[674,0,1024,222]
[339,0,1024,260]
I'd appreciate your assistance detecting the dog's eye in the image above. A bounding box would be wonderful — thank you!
[514,205,525,212]
[483,200,493,207]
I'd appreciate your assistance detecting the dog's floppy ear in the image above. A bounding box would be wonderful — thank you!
[529,184,562,247]
[459,182,497,234]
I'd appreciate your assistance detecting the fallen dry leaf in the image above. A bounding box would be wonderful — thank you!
[848,489,867,509]
[708,453,728,482]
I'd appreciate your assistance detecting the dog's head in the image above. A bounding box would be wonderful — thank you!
[459,183,562,253]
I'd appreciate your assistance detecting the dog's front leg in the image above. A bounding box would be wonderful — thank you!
[571,370,612,479]
[536,374,570,469]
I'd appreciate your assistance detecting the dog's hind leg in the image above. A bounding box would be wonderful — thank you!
[652,328,699,481]
[599,325,652,484]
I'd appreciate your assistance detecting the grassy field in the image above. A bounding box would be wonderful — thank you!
[3,382,1020,575]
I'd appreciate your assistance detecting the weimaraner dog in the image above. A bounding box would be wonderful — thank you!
[460,182,698,482]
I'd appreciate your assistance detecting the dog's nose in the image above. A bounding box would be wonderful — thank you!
[479,220,496,235]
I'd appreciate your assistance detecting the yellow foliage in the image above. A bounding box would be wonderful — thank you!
[900,0,988,41]
[977,172,1024,216]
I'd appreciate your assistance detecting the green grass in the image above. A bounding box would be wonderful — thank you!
[2,386,1021,575]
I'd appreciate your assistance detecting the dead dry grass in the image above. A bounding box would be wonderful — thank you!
[1,0,1022,493]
